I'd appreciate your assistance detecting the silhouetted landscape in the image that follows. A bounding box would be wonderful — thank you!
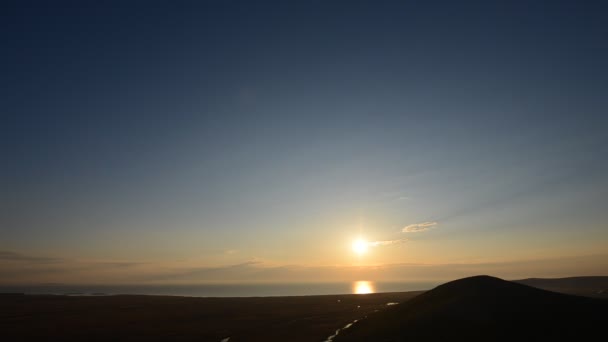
[336,276,608,341]
[0,290,420,341]
[2,276,607,341]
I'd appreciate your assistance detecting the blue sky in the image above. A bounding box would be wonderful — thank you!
[2,0,607,283]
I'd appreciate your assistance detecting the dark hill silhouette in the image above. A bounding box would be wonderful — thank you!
[336,275,608,341]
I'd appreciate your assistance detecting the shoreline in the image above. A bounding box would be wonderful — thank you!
[0,281,437,298]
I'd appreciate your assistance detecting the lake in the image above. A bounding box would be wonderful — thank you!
[0,281,438,297]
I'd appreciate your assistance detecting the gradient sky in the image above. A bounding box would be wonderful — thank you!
[2,0,608,284]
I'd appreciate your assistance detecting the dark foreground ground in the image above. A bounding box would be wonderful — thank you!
[0,290,422,341]
[336,276,608,342]
[3,276,607,341]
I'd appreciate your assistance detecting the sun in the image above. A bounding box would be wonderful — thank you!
[352,238,368,255]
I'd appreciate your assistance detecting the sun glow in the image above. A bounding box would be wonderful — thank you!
[352,238,368,255]
[353,281,375,294]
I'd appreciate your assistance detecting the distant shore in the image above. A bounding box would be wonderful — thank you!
[0,281,437,298]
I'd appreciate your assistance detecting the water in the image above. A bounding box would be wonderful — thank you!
[324,319,358,342]
[0,281,436,297]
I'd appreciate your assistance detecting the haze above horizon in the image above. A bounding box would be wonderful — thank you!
[2,0,607,285]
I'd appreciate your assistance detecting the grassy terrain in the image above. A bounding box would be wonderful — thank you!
[0,290,422,341]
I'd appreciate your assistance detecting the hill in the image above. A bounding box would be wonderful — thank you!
[336,275,608,341]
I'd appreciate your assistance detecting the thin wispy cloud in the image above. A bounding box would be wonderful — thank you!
[368,239,408,247]
[3,250,607,285]
[0,250,60,263]
[402,221,437,233]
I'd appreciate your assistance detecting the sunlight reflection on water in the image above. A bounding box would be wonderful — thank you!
[352,280,375,294]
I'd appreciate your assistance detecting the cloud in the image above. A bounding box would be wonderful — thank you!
[2,249,608,285]
[138,253,608,284]
[142,260,265,282]
[82,261,145,269]
[402,221,437,233]
[368,239,408,247]
[0,250,59,263]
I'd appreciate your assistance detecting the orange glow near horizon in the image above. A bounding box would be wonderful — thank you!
[353,280,375,294]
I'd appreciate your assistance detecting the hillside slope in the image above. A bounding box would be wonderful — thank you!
[336,275,608,341]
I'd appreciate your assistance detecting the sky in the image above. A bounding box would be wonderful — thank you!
[2,0,608,284]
